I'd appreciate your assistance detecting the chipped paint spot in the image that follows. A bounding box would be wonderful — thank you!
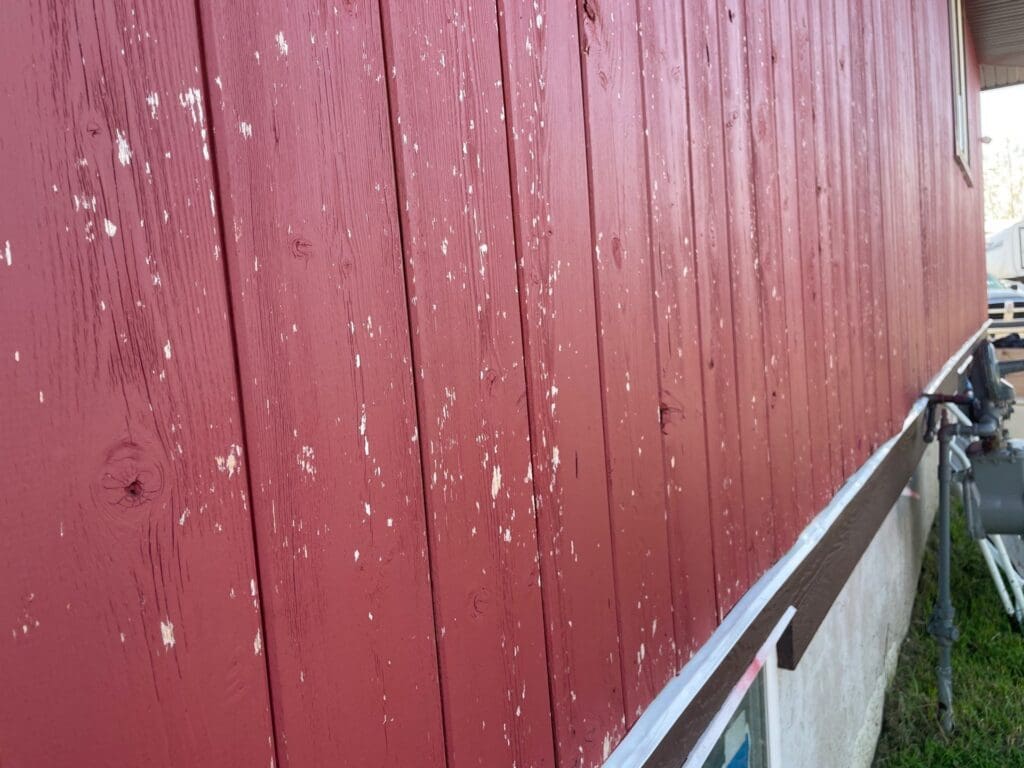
[275,31,289,55]
[216,444,243,477]
[146,92,160,119]
[491,465,502,500]
[163,340,172,359]
[297,445,316,476]
[115,129,132,166]
[4,240,11,266]
[160,619,175,649]
[254,629,263,655]
[239,121,253,139]
[103,218,118,237]
[354,549,360,563]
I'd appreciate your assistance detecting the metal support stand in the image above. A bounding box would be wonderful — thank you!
[928,413,959,734]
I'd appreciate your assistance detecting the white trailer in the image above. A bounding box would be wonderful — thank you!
[986,219,1024,281]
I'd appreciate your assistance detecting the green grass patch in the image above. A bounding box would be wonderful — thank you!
[874,510,1024,767]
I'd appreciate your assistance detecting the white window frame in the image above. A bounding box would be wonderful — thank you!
[949,0,972,178]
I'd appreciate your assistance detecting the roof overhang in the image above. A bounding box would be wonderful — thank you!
[967,0,1024,89]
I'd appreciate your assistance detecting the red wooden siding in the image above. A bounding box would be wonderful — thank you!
[0,1,275,765]
[194,4,447,766]
[0,0,985,766]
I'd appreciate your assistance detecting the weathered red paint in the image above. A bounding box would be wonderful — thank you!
[377,1,556,765]
[637,0,720,662]
[194,3,447,766]
[496,1,627,764]
[0,0,987,766]
[578,0,678,723]
[682,0,752,618]
[0,1,275,765]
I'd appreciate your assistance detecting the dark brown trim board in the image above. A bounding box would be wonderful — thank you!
[604,324,987,768]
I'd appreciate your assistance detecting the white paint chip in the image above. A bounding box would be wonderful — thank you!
[160,619,175,649]
[115,129,132,166]
[163,340,172,359]
[491,465,502,500]
[103,218,118,237]
[146,92,160,119]
[254,629,263,655]
[239,121,253,139]
[275,31,289,55]
[3,240,11,266]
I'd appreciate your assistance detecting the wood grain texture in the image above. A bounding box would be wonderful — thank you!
[744,0,798,560]
[0,1,989,763]
[577,0,677,722]
[496,1,627,764]
[806,0,847,491]
[637,0,719,660]
[845,0,881,456]
[859,0,896,437]
[786,0,836,511]
[768,0,816,542]
[377,0,556,764]
[681,0,750,614]
[0,2,275,765]
[718,0,776,580]
[194,3,447,766]
[829,0,867,470]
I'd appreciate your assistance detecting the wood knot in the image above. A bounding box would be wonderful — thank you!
[469,587,490,617]
[290,235,314,261]
[93,440,165,511]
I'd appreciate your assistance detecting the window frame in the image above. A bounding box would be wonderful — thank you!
[949,0,973,182]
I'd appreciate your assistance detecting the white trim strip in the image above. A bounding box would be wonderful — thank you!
[603,324,987,768]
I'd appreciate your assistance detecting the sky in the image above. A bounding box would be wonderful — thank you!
[981,83,1024,233]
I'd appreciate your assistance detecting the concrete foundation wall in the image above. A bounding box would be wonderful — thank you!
[776,443,939,768]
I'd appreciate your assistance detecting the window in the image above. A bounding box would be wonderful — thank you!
[683,608,791,768]
[949,0,971,174]
[700,674,769,768]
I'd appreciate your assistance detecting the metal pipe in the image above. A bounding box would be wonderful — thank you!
[992,536,1024,629]
[980,539,1015,618]
[928,415,958,733]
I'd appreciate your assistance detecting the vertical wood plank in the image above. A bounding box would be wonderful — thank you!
[718,0,776,578]
[870,0,910,428]
[830,0,868,467]
[377,1,556,764]
[194,4,447,766]
[745,0,799,558]
[0,2,275,766]
[496,1,627,763]
[637,0,720,658]
[787,0,835,510]
[769,0,817,536]
[577,0,677,721]
[806,0,846,489]
[682,0,751,613]
[860,0,896,437]
[845,0,880,452]
[891,0,927,400]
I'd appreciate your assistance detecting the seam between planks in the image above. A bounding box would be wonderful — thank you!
[373,1,452,765]
[187,1,282,765]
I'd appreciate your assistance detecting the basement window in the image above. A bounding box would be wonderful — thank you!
[948,0,971,175]
[699,673,769,768]
[684,608,792,768]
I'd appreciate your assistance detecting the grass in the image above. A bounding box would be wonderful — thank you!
[873,509,1024,767]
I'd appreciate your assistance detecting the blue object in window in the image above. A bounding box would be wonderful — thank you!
[726,735,750,768]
